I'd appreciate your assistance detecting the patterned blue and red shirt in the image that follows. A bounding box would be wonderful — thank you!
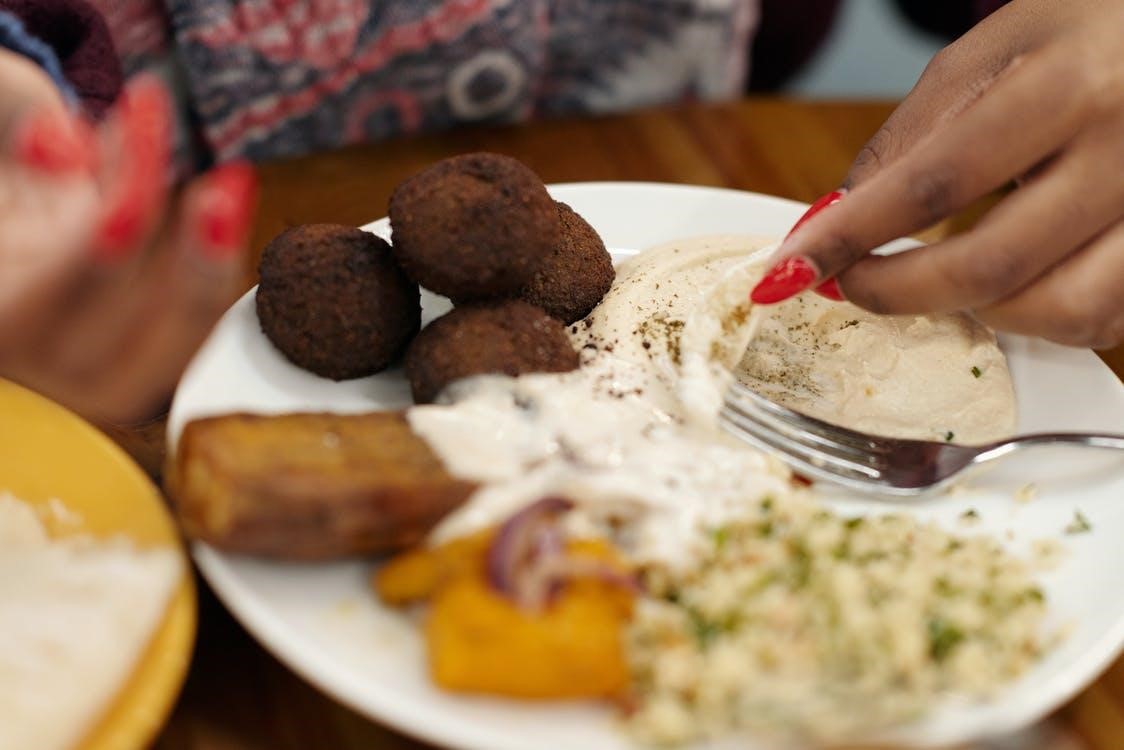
[0,0,1007,170]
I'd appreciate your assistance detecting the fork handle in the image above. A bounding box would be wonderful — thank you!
[978,432,1124,464]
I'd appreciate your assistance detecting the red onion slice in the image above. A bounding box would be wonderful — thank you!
[486,496,573,598]
[486,496,639,611]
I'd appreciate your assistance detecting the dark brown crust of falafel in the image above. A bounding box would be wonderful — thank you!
[256,224,420,380]
[404,299,579,403]
[519,202,615,324]
[388,153,560,301]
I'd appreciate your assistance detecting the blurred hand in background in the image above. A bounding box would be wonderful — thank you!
[0,51,257,425]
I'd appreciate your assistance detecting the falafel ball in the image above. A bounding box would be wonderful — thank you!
[405,300,578,403]
[519,202,615,324]
[256,224,420,380]
[388,153,560,301]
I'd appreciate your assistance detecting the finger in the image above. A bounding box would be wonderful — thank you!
[972,221,1124,350]
[92,75,172,262]
[0,108,99,354]
[751,42,1096,304]
[83,162,257,423]
[784,191,848,301]
[0,47,69,133]
[845,45,1017,189]
[0,47,95,174]
[7,107,96,174]
[31,78,175,376]
[835,126,1124,314]
[844,0,1082,190]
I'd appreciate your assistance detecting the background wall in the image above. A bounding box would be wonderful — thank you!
[787,0,946,98]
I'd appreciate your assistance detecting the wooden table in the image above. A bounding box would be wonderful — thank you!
[144,98,1124,750]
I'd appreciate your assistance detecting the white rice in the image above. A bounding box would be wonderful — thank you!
[0,493,182,750]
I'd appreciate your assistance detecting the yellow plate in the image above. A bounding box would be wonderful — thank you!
[0,379,196,750]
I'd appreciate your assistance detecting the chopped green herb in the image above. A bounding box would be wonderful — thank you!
[744,571,781,596]
[760,496,774,512]
[971,366,982,378]
[688,609,723,649]
[712,525,731,551]
[928,617,965,662]
[934,577,959,597]
[843,517,865,530]
[1065,510,1093,534]
[788,540,812,589]
[945,431,955,442]
[960,508,979,520]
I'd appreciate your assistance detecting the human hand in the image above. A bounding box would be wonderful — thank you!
[750,0,1124,349]
[0,51,258,424]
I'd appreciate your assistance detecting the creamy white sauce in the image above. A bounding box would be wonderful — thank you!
[413,349,795,566]
[676,251,773,424]
[408,234,1018,564]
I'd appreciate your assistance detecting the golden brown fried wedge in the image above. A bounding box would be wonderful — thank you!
[166,412,478,559]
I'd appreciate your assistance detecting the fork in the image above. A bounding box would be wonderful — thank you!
[720,381,1124,495]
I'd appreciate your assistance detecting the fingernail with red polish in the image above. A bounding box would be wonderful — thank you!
[750,256,819,304]
[93,78,173,261]
[94,204,146,263]
[195,161,258,260]
[11,109,94,174]
[786,189,845,239]
[814,278,845,301]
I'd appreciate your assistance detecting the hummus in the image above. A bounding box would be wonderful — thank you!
[572,234,1016,443]
[736,291,1016,443]
[409,235,1018,561]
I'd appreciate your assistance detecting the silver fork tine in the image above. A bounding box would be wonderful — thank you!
[723,396,882,469]
[718,411,902,494]
[725,384,886,463]
[730,383,891,453]
[727,403,883,466]
[722,396,883,478]
[720,405,936,497]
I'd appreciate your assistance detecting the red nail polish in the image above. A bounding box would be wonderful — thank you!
[750,256,819,304]
[786,190,845,239]
[195,161,258,260]
[122,77,172,153]
[11,109,94,174]
[93,204,145,262]
[93,158,155,260]
[814,278,845,301]
[92,78,173,261]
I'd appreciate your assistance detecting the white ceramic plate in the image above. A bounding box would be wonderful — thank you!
[169,183,1124,750]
